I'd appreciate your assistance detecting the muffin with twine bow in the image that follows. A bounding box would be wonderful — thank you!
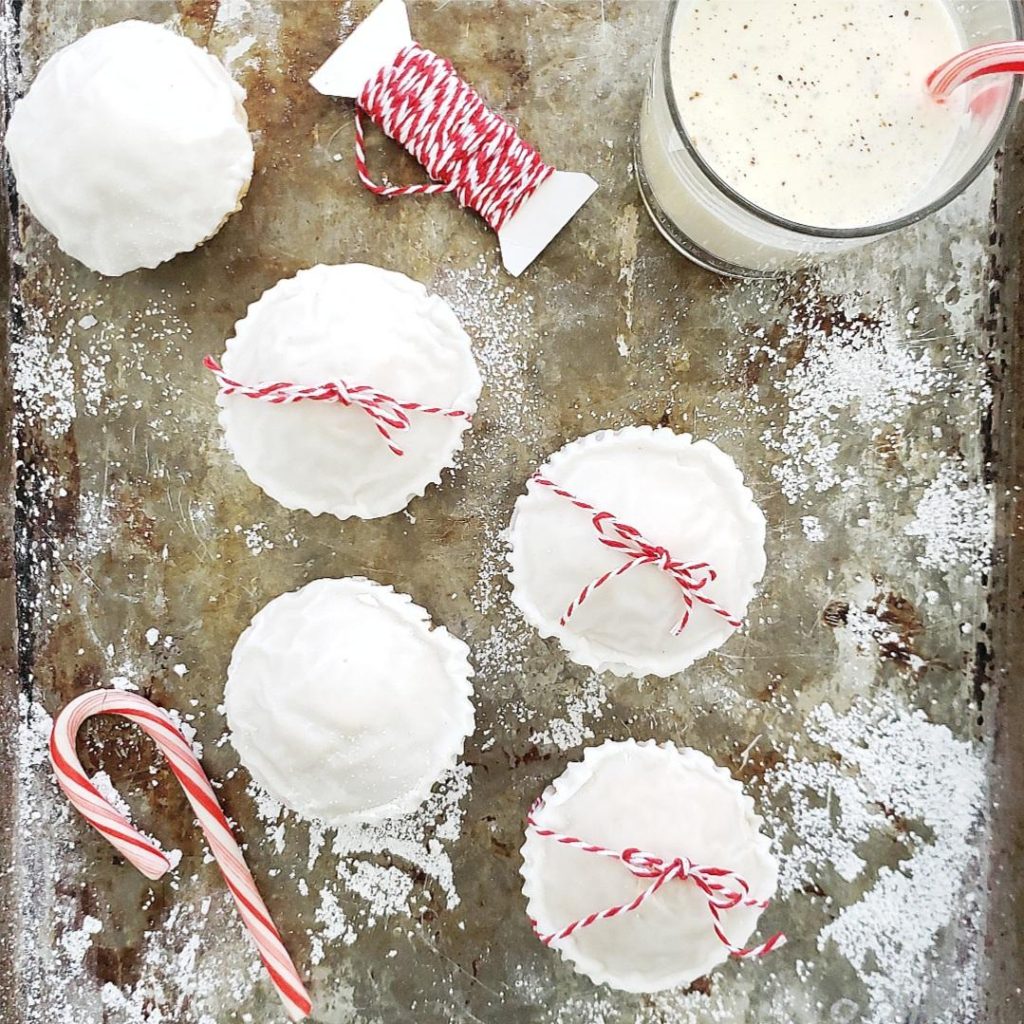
[206,263,481,520]
[521,739,784,992]
[507,427,766,678]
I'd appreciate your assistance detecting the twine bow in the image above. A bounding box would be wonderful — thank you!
[527,801,785,959]
[204,355,470,457]
[530,475,741,634]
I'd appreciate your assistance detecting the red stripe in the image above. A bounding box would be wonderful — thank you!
[928,43,1024,98]
[223,874,281,941]
[167,762,233,832]
[100,705,183,741]
[958,59,1024,85]
[89,819,167,858]
[259,955,312,1015]
[49,733,103,795]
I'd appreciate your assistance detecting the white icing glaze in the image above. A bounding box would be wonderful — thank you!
[6,20,254,276]
[520,739,778,992]
[216,263,481,520]
[508,427,766,677]
[224,577,475,824]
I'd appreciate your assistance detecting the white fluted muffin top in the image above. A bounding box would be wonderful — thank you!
[214,263,481,520]
[6,20,254,276]
[521,739,779,991]
[508,427,766,677]
[225,577,475,824]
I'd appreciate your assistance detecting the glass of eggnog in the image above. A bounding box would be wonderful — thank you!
[637,0,1022,278]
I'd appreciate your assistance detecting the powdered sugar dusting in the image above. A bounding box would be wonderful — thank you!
[247,761,472,956]
[311,889,356,964]
[59,915,103,965]
[762,697,986,1024]
[753,307,945,503]
[905,459,993,578]
[437,257,548,709]
[11,301,77,436]
[530,672,608,751]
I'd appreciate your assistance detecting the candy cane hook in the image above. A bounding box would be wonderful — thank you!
[48,689,312,1022]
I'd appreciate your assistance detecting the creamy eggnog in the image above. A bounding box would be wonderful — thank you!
[637,0,1018,275]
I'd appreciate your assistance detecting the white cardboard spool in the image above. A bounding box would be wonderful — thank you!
[309,0,597,277]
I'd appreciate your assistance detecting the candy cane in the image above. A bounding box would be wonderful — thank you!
[927,41,1024,102]
[48,689,312,1021]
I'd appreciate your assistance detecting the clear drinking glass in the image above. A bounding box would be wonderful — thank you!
[636,0,1023,279]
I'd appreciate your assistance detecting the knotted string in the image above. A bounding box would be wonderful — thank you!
[527,800,785,959]
[354,43,555,232]
[204,355,470,457]
[530,475,741,634]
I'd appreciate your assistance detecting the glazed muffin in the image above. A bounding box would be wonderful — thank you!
[6,20,255,275]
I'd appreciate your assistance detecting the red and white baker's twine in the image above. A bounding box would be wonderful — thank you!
[49,690,312,1022]
[354,43,555,232]
[204,355,469,458]
[927,41,1024,102]
[527,800,785,959]
[531,475,741,635]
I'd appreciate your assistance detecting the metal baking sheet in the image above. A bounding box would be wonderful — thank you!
[2,2,1022,1023]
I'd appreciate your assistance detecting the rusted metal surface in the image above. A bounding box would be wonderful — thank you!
[985,135,1024,1024]
[2,2,1021,1023]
